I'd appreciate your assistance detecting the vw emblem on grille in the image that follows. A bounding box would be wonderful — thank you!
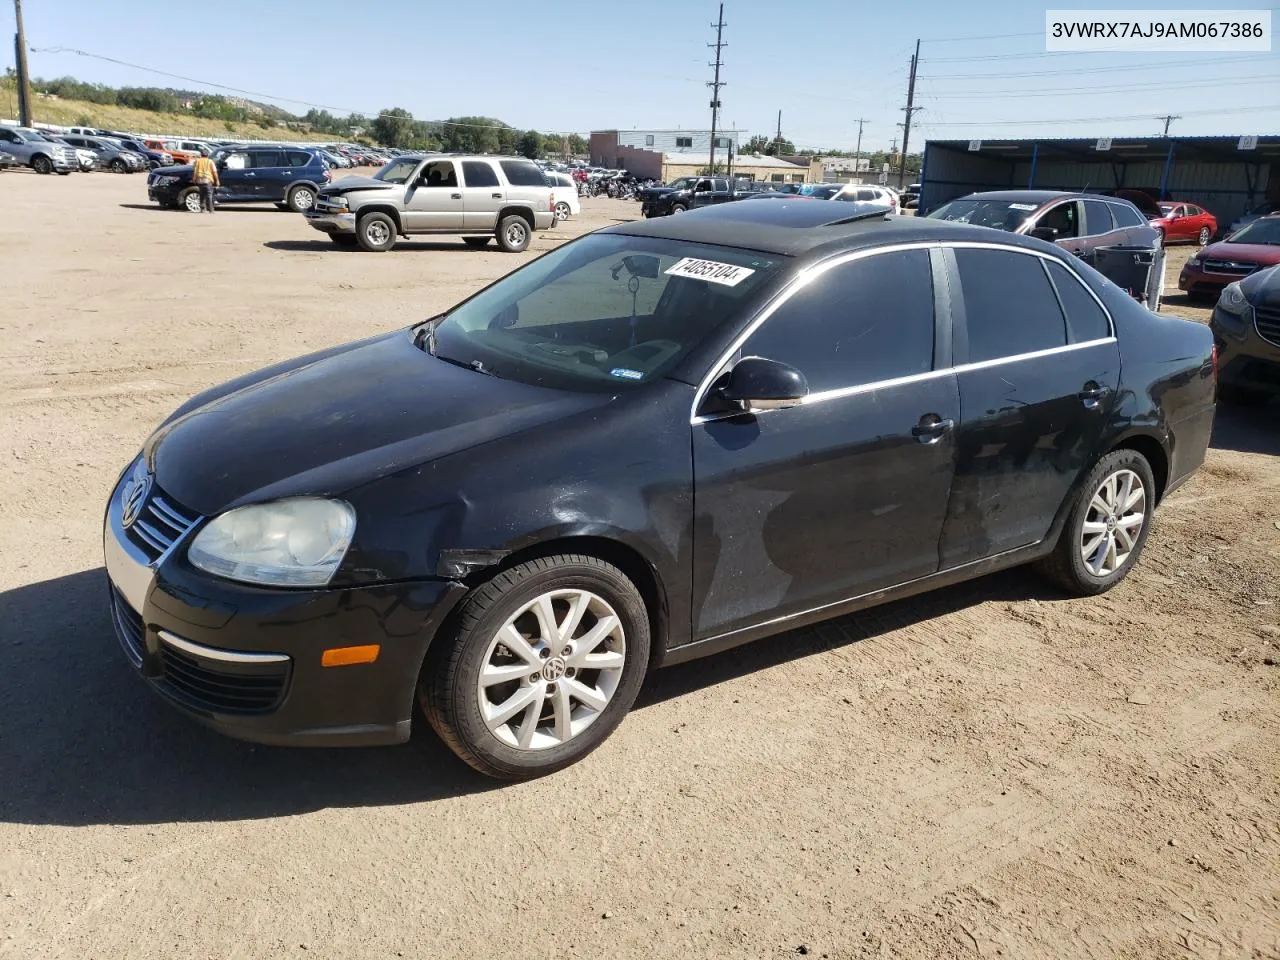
[121,469,152,529]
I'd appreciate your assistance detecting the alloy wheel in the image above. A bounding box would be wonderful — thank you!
[365,220,390,245]
[183,192,203,213]
[555,202,570,221]
[506,221,528,247]
[1080,469,1146,576]
[477,588,626,750]
[1198,226,1211,246]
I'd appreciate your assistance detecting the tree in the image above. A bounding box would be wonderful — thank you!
[440,116,504,154]
[516,129,542,159]
[744,133,796,156]
[371,107,416,148]
[567,133,588,155]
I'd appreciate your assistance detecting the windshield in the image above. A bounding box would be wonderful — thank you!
[374,158,419,184]
[797,184,842,200]
[1159,203,1176,214]
[665,177,695,190]
[928,197,1040,231]
[1226,218,1280,245]
[426,234,785,392]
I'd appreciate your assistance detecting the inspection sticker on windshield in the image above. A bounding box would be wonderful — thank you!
[665,257,756,287]
[1008,203,1039,211]
[610,368,644,380]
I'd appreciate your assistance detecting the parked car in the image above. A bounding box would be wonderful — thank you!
[635,176,698,205]
[103,200,1215,779]
[545,171,581,221]
[1179,214,1280,298]
[642,176,767,217]
[831,183,901,213]
[1210,263,1280,406]
[320,150,352,169]
[304,154,556,252]
[0,126,76,174]
[0,149,16,170]
[147,145,331,213]
[1150,202,1217,246]
[58,134,146,173]
[110,135,173,169]
[1225,200,1280,236]
[145,139,204,165]
[902,183,922,209]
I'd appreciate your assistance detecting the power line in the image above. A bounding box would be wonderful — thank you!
[919,53,1277,80]
[920,30,1043,43]
[918,104,1280,127]
[922,75,1278,100]
[1159,114,1181,137]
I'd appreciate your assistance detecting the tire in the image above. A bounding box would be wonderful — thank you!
[463,237,491,249]
[1217,384,1270,407]
[286,184,316,213]
[670,203,687,215]
[179,188,203,213]
[496,214,531,253]
[110,158,126,173]
[554,201,571,221]
[356,212,396,252]
[420,554,651,780]
[31,155,52,175]
[1197,226,1211,246]
[1035,449,1156,596]
[328,233,358,248]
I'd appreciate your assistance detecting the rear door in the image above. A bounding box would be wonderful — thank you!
[939,245,1120,566]
[711,178,731,204]
[1080,198,1128,253]
[403,159,465,231]
[460,159,504,230]
[248,148,289,200]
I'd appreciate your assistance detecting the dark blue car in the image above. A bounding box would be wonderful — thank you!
[147,145,330,213]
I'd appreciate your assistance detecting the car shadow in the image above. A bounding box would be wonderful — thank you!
[0,563,1056,826]
[119,204,289,214]
[263,240,492,253]
[1210,401,1279,455]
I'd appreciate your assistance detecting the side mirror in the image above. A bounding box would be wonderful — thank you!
[718,357,808,412]
[1029,226,1059,241]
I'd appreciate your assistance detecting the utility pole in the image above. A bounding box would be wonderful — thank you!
[1158,114,1181,137]
[13,0,33,127]
[898,38,922,188]
[853,117,866,174]
[707,3,727,175]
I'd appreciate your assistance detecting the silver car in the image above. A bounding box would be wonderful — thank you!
[0,126,76,174]
[305,154,556,252]
[59,134,147,173]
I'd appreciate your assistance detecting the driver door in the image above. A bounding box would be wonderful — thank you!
[403,159,466,231]
[691,179,715,209]
[215,151,253,201]
[1029,200,1084,255]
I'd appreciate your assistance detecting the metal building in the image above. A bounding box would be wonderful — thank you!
[919,136,1279,226]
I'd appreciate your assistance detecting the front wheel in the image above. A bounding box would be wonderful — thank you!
[670,203,687,215]
[420,555,650,780]
[110,158,127,173]
[1035,449,1155,595]
[179,187,203,213]
[356,212,396,252]
[496,214,531,253]
[31,155,52,175]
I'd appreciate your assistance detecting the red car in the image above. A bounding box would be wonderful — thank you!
[1152,201,1218,246]
[1178,214,1280,297]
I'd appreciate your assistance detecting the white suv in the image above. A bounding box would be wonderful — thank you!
[835,184,902,214]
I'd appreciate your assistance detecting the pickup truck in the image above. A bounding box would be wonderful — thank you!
[641,176,767,218]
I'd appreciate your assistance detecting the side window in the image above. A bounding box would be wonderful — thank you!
[0,129,16,142]
[713,179,728,192]
[1186,205,1203,216]
[1108,202,1145,228]
[694,179,712,193]
[739,250,935,393]
[1037,202,1079,238]
[954,248,1066,363]
[645,135,655,146]
[855,189,875,201]
[252,150,286,168]
[1045,260,1110,344]
[462,161,500,187]
[675,136,693,148]
[223,152,249,170]
[421,160,459,187]
[1082,199,1115,236]
[498,160,548,186]
[287,151,312,167]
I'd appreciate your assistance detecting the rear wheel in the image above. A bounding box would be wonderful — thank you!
[1035,449,1156,595]
[356,212,396,252]
[496,214,531,253]
[179,188,203,213]
[463,237,491,249]
[420,555,650,780]
[1197,226,1211,246]
[286,184,316,213]
[554,201,571,221]
[32,155,52,175]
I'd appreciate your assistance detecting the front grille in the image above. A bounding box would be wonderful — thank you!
[158,643,289,715]
[1256,304,1280,348]
[1201,259,1258,277]
[110,587,145,668]
[125,489,200,564]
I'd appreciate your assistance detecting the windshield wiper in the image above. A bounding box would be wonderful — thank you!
[433,352,502,379]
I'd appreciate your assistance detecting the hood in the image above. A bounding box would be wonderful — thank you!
[1198,240,1280,265]
[153,162,194,176]
[319,175,398,196]
[1241,263,1280,303]
[146,331,610,516]
[1111,188,1163,219]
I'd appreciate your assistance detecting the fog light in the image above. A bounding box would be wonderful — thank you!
[321,644,381,667]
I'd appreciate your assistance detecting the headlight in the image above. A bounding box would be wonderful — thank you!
[1187,256,1203,269]
[1217,281,1251,316]
[323,196,349,211]
[188,498,356,587]
[154,175,178,186]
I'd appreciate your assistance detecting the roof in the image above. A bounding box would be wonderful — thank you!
[662,151,806,169]
[601,199,1053,258]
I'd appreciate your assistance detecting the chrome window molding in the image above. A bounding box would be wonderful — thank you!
[690,239,1116,424]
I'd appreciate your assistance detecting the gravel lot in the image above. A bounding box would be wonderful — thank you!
[1,170,1278,960]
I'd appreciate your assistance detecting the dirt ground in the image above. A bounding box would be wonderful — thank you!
[1,169,1278,960]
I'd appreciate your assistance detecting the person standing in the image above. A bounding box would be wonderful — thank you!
[191,153,219,213]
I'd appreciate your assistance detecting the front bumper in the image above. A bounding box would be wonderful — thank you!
[148,181,185,205]
[1211,307,1280,394]
[304,209,357,234]
[103,472,467,746]
[1180,264,1259,295]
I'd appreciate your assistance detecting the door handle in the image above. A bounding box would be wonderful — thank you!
[451,192,462,199]
[491,192,504,199]
[1079,381,1106,409]
[245,171,255,176]
[912,414,954,444]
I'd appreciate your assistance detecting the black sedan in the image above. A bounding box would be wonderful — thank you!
[104,200,1216,779]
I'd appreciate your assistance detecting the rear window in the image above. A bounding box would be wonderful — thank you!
[287,150,313,167]
[1109,202,1145,228]
[1083,199,1115,235]
[499,160,548,187]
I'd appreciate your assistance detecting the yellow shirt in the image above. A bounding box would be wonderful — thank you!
[192,156,219,185]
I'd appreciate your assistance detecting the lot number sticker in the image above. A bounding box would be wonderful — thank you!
[665,257,756,287]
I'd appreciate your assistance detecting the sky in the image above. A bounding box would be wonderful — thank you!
[2,0,1277,151]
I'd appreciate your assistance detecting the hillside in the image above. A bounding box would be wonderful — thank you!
[4,93,323,142]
